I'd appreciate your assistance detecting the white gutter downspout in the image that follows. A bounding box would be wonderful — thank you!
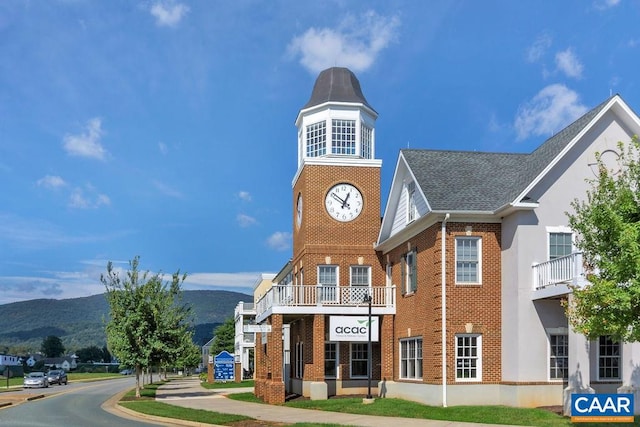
[441,213,450,407]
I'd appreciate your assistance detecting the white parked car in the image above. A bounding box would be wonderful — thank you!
[23,372,49,388]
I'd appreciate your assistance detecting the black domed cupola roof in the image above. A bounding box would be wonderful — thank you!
[302,67,375,113]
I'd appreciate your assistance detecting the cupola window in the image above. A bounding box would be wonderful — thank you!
[306,121,326,157]
[331,119,356,155]
[361,124,372,159]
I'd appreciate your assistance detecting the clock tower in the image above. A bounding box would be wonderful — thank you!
[292,66,383,295]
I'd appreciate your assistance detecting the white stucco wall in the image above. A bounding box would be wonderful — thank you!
[502,109,636,383]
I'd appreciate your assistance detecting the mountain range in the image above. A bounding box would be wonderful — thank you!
[0,290,252,354]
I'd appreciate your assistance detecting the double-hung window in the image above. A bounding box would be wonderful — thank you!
[350,266,370,302]
[318,265,338,302]
[455,334,481,381]
[325,342,338,378]
[549,334,568,380]
[401,249,417,294]
[400,337,423,380]
[598,336,620,380]
[456,237,481,284]
[361,124,372,159]
[350,343,368,378]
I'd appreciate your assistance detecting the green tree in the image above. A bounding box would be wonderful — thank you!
[41,335,65,357]
[210,316,235,355]
[566,136,640,341]
[102,256,187,397]
[76,345,104,363]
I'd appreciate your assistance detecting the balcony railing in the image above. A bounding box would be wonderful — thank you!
[532,252,586,291]
[256,284,396,321]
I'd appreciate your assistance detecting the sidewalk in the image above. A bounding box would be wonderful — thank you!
[154,377,515,427]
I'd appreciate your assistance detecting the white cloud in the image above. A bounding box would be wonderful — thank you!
[182,272,260,293]
[288,11,400,74]
[150,1,189,28]
[238,191,252,202]
[63,118,107,160]
[237,214,257,228]
[555,48,583,79]
[514,84,588,141]
[594,0,620,10]
[153,180,184,198]
[266,231,291,251]
[158,142,168,155]
[37,175,67,189]
[69,186,111,209]
[526,33,552,63]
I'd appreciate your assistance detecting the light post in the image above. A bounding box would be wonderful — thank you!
[363,292,373,400]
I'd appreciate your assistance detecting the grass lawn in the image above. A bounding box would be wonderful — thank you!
[228,392,640,427]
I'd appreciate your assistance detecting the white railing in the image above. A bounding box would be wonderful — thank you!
[532,252,584,290]
[256,285,395,318]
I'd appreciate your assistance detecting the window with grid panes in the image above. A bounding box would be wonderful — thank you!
[401,249,417,294]
[549,334,568,380]
[455,334,481,381]
[549,232,572,260]
[295,342,304,378]
[331,119,356,155]
[456,237,481,284]
[400,337,423,379]
[350,343,368,377]
[318,265,337,302]
[361,124,372,159]
[407,181,418,223]
[598,336,620,379]
[306,121,326,157]
[325,342,337,378]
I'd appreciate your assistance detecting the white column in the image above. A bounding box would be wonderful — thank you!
[618,342,640,414]
[563,316,594,416]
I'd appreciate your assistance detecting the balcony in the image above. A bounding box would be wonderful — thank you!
[255,284,396,323]
[531,252,590,300]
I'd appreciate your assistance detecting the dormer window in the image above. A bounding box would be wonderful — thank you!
[406,181,418,223]
[332,119,356,155]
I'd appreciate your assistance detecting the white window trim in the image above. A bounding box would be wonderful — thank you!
[349,265,371,287]
[597,336,621,381]
[399,337,423,381]
[546,328,569,382]
[546,226,574,260]
[455,236,482,285]
[317,265,339,286]
[455,334,482,382]
[385,263,392,287]
[350,342,369,379]
[325,341,339,379]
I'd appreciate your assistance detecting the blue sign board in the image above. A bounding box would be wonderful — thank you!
[213,350,235,381]
[571,394,634,423]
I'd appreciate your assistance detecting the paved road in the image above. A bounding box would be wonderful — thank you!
[0,377,181,427]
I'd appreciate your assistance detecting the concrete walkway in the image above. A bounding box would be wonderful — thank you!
[154,377,516,427]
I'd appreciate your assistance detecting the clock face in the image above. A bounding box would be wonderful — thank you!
[296,193,303,227]
[325,183,363,222]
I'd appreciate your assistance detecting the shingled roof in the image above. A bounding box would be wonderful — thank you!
[302,67,376,112]
[403,95,614,212]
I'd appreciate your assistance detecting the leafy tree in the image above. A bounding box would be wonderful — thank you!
[76,345,104,363]
[566,137,640,341]
[103,256,187,397]
[210,316,235,355]
[41,335,65,357]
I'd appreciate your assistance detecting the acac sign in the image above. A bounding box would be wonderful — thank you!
[329,316,379,342]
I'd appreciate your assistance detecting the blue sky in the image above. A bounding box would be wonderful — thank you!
[1,0,638,304]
